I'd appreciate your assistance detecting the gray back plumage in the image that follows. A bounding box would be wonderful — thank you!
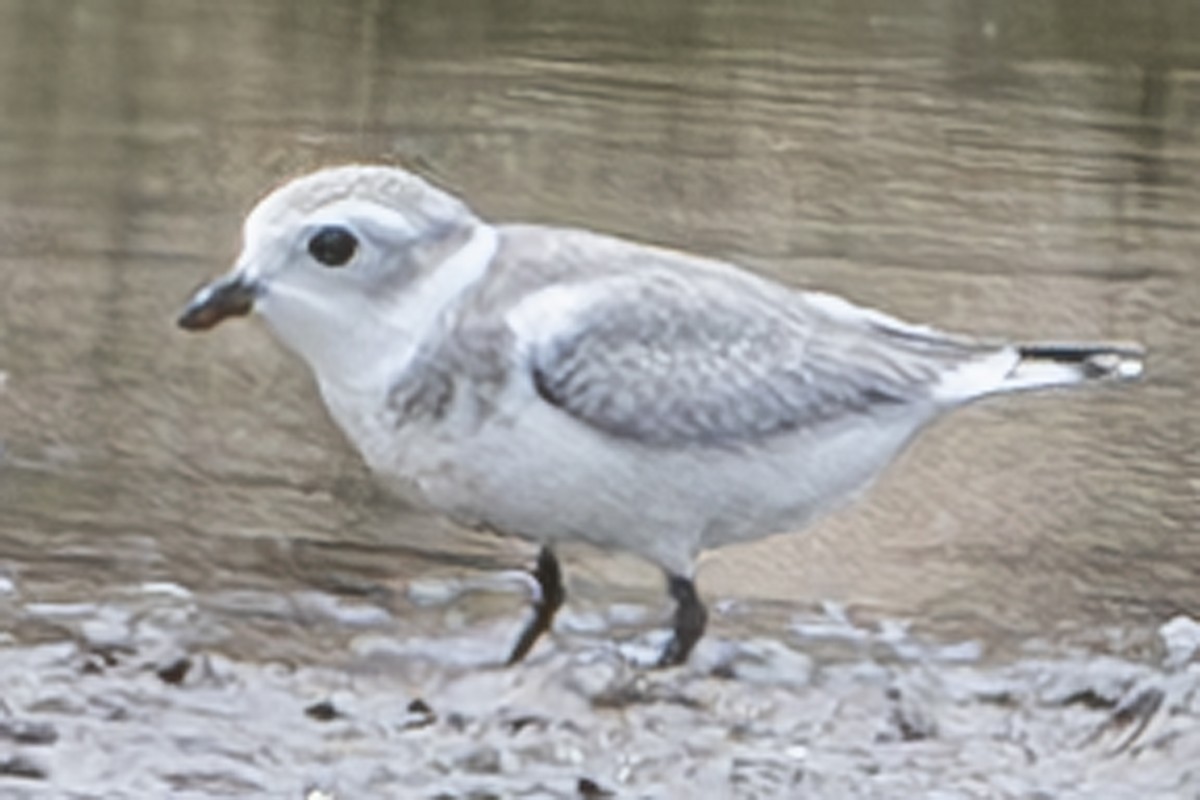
[439,225,999,448]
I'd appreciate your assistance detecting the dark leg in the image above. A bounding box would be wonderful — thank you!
[657,574,708,667]
[505,546,565,665]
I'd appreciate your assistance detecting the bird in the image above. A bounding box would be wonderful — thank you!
[178,164,1144,667]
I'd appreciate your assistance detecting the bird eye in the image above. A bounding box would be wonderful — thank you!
[307,226,358,267]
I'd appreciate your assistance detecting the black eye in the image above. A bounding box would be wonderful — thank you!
[307,226,357,267]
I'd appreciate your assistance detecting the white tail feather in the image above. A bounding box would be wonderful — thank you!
[934,342,1144,403]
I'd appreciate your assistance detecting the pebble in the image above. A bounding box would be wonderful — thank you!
[0,753,46,780]
[1159,615,1200,669]
[0,719,57,746]
[1028,657,1151,707]
[700,638,814,688]
[453,744,502,775]
[291,591,392,628]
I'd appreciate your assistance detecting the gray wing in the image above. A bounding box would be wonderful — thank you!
[524,270,991,447]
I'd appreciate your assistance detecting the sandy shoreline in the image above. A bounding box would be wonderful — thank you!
[2,585,1197,799]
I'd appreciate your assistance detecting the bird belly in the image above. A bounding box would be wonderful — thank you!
[394,398,936,575]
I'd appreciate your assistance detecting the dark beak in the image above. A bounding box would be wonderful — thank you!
[177,275,259,331]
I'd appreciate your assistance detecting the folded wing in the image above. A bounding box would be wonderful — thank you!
[518,269,999,448]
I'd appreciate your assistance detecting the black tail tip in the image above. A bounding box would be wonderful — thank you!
[1017,342,1145,381]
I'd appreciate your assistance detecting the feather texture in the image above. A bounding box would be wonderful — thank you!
[499,243,1000,447]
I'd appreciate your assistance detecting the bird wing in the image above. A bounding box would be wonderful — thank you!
[509,266,995,448]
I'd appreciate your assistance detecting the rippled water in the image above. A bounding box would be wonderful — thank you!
[0,0,1197,672]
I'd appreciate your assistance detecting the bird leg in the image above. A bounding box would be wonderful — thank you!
[505,546,565,665]
[657,574,708,667]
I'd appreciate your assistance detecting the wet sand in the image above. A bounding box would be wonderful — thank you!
[2,574,1197,799]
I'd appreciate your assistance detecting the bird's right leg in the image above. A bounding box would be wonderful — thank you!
[505,545,565,665]
[657,573,709,667]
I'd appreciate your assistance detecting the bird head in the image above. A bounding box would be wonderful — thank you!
[178,165,495,388]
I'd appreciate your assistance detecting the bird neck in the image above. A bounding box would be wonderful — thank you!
[307,222,500,399]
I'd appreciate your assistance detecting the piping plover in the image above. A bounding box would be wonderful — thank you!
[179,165,1144,666]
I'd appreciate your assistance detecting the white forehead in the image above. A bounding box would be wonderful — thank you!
[242,165,473,238]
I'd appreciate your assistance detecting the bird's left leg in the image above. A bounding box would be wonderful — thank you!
[505,545,565,665]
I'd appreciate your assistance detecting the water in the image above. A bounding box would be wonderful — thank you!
[0,1,1198,795]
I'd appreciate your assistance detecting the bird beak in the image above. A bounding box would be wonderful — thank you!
[177,274,260,331]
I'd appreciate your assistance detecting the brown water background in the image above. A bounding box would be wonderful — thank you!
[0,0,1197,665]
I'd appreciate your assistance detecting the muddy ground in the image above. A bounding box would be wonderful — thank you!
[1,577,1197,800]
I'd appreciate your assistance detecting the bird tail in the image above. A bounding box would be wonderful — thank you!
[1001,342,1145,393]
